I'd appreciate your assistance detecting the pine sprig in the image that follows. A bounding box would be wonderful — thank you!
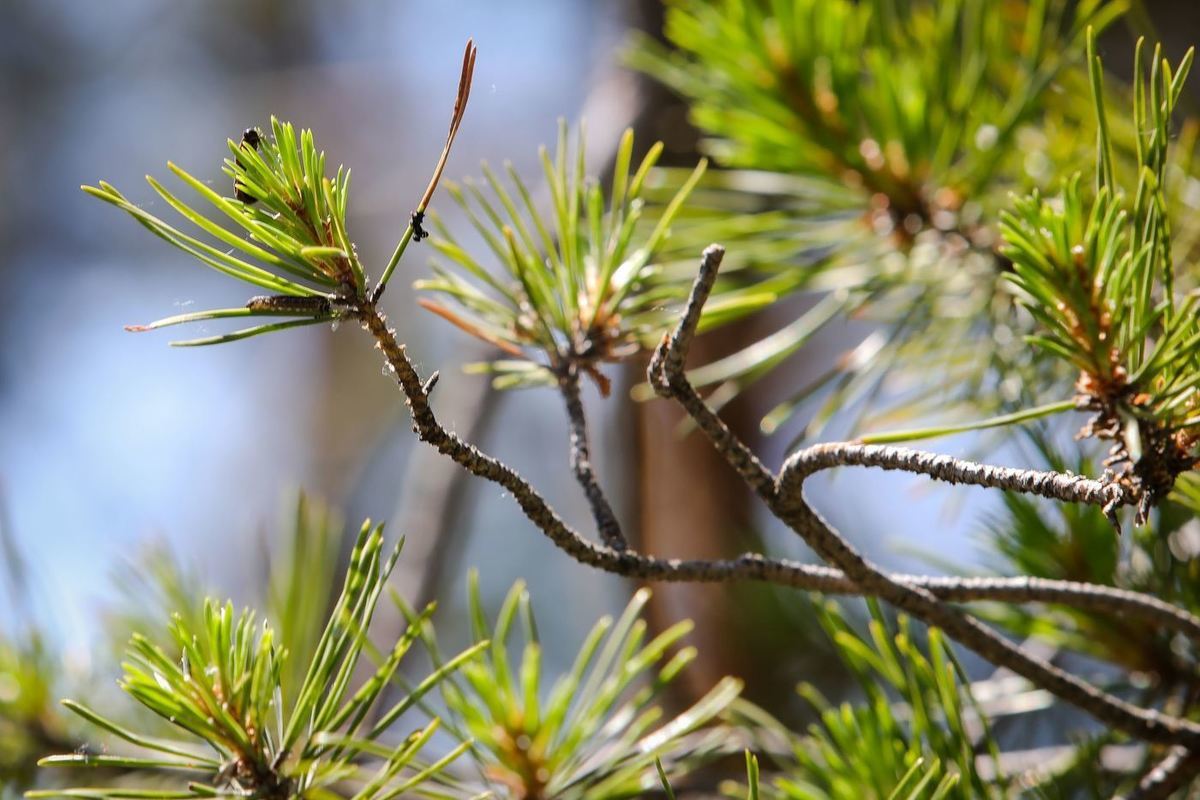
[627,0,1127,435]
[85,119,355,346]
[85,41,476,347]
[1002,33,1200,522]
[396,573,743,799]
[416,122,708,394]
[32,524,483,800]
[636,0,1121,207]
[732,603,1002,800]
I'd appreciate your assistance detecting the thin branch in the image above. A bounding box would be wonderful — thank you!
[559,367,626,551]
[642,247,1200,636]
[772,491,1200,746]
[1115,746,1200,800]
[355,300,1200,696]
[340,325,1200,638]
[647,246,775,499]
[910,575,1200,642]
[778,442,1129,525]
[651,244,1200,748]
[389,363,502,610]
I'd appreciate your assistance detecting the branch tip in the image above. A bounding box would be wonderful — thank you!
[373,39,477,303]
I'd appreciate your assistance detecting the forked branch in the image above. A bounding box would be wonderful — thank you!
[649,244,1200,749]
[355,301,1185,625]
[357,244,1200,750]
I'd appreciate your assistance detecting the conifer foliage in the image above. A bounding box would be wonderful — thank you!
[13,3,1200,799]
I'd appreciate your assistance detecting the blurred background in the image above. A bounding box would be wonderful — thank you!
[4,0,1200,759]
[0,0,640,661]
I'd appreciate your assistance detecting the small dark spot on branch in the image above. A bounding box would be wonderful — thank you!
[411,210,429,242]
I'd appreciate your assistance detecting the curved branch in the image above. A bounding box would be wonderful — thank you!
[778,442,1128,523]
[910,575,1200,641]
[346,330,1200,639]
[641,248,1200,636]
[772,492,1200,745]
[359,297,1200,658]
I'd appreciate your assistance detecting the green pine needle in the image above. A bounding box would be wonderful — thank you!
[393,575,743,799]
[625,0,1127,435]
[418,121,707,392]
[37,524,482,800]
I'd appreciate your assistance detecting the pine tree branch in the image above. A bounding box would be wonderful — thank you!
[651,244,1200,748]
[1115,746,1200,800]
[358,337,1199,644]
[909,575,1200,641]
[351,316,1200,636]
[640,246,1200,637]
[771,485,1200,746]
[558,367,626,551]
[354,246,1200,748]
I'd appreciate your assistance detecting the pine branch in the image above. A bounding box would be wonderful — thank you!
[402,576,743,798]
[772,473,1195,747]
[32,524,480,800]
[347,246,1200,751]
[82,30,1200,786]
[357,281,1200,628]
[652,245,1200,748]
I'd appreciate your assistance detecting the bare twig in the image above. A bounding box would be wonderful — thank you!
[345,329,1200,638]
[639,247,1200,638]
[442,324,1200,637]
[559,367,626,551]
[774,491,1199,745]
[646,248,775,499]
[389,364,500,610]
[910,575,1200,641]
[1115,746,1200,800]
